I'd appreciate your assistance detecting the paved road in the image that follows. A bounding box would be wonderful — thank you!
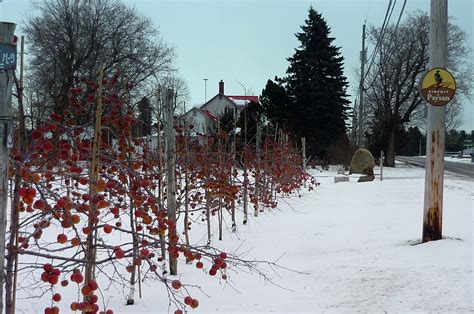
[396,156,474,178]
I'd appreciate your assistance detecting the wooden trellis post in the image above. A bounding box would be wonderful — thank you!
[164,88,177,275]
[84,65,104,290]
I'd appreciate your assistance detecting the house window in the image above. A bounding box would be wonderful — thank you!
[193,110,197,117]
[224,107,234,115]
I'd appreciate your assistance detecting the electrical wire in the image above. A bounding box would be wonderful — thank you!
[363,0,408,91]
[363,0,396,79]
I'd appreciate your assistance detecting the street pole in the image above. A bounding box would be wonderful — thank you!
[203,78,208,103]
[422,0,447,243]
[0,21,16,313]
[351,99,358,146]
[358,23,366,148]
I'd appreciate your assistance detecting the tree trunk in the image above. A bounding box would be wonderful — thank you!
[385,128,396,167]
[126,194,138,305]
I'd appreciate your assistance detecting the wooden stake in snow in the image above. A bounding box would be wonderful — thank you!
[164,88,178,275]
[155,90,167,272]
[254,118,262,217]
[230,108,237,232]
[242,109,248,224]
[84,66,104,289]
[302,137,306,187]
[183,102,191,251]
[380,151,384,181]
[0,21,16,313]
[422,0,447,243]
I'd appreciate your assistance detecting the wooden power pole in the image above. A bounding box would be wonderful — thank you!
[358,23,366,147]
[0,22,16,313]
[422,0,448,242]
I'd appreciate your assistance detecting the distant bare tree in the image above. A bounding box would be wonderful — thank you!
[158,75,190,113]
[24,0,175,122]
[364,11,472,166]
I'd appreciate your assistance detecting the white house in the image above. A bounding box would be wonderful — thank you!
[182,107,218,134]
[180,80,258,134]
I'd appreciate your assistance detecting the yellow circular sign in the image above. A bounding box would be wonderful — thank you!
[420,68,456,106]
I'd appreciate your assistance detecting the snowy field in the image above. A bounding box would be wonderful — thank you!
[445,156,473,164]
[18,163,473,313]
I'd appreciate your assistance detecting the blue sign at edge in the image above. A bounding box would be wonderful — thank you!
[0,44,16,70]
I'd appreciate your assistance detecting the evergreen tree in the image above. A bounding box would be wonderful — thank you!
[397,126,424,156]
[236,101,262,144]
[282,7,350,159]
[137,96,152,137]
[260,78,291,131]
[219,109,236,135]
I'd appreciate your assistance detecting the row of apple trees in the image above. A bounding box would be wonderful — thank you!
[6,70,317,314]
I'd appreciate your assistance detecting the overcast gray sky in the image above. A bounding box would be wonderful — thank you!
[3,0,473,130]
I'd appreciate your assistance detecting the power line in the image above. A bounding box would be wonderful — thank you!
[363,0,407,91]
[394,0,407,31]
[364,0,396,79]
[356,0,394,146]
[364,0,374,24]
[378,0,408,70]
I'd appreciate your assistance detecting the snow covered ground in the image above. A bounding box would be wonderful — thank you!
[445,156,473,164]
[17,163,473,313]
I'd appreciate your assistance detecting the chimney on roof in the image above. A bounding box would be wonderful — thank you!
[219,80,224,95]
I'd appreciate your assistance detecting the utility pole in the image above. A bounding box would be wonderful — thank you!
[0,21,16,313]
[358,23,366,148]
[351,99,358,145]
[203,78,208,103]
[422,0,447,243]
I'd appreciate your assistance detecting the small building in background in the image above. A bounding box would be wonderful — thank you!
[182,107,218,134]
[180,80,258,134]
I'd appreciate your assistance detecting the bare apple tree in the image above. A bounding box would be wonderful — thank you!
[23,0,176,123]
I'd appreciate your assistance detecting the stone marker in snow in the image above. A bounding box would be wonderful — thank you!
[334,175,349,183]
[349,148,375,174]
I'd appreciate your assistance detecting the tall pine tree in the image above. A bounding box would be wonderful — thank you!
[282,7,350,159]
[260,78,291,132]
[137,96,152,137]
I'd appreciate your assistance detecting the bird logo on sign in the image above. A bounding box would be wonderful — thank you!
[434,70,443,89]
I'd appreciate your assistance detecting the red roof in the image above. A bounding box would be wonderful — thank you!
[198,108,218,121]
[226,95,259,103]
[199,94,259,111]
